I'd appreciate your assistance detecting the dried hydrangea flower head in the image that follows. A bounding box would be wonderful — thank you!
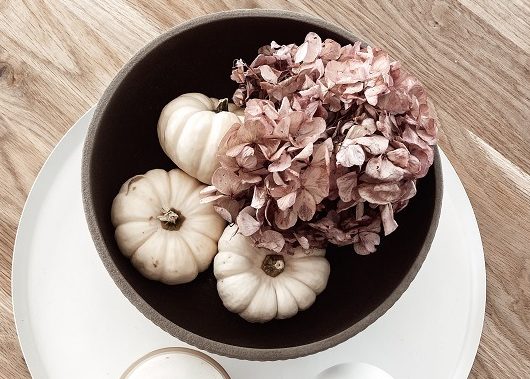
[201,32,437,255]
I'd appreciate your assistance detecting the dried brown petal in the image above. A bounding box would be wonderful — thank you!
[320,38,341,61]
[214,197,241,223]
[293,143,314,160]
[293,189,317,221]
[377,89,410,113]
[236,206,261,236]
[365,155,404,182]
[277,191,297,210]
[357,182,404,204]
[275,207,298,230]
[354,231,380,255]
[336,140,365,167]
[268,152,292,172]
[236,146,258,169]
[301,165,329,203]
[353,135,389,155]
[365,84,387,106]
[211,167,246,196]
[387,147,410,168]
[255,230,285,253]
[294,233,310,249]
[251,186,267,209]
[380,203,398,235]
[199,185,217,197]
[259,65,280,84]
[289,116,327,148]
[336,171,358,202]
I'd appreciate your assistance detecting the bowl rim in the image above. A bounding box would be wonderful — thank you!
[82,8,443,361]
[120,347,231,379]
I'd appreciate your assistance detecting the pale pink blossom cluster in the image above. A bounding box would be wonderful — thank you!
[201,33,437,254]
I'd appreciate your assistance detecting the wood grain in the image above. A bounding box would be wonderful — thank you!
[0,1,528,377]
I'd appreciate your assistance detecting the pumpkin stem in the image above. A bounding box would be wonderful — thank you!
[157,208,185,231]
[215,98,229,113]
[261,254,285,277]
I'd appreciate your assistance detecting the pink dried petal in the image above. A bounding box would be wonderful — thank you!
[294,32,322,63]
[289,116,327,148]
[376,114,393,139]
[269,179,300,199]
[365,155,404,182]
[199,194,226,203]
[336,171,358,202]
[268,142,290,161]
[211,168,245,196]
[199,185,217,196]
[232,88,245,106]
[387,147,410,168]
[365,84,387,106]
[236,146,258,169]
[293,143,314,160]
[268,152,292,172]
[377,89,410,113]
[401,180,417,200]
[371,50,391,75]
[272,117,290,139]
[340,62,370,84]
[259,65,280,84]
[293,189,317,221]
[277,191,297,210]
[343,82,364,95]
[225,142,249,158]
[304,100,320,118]
[320,38,341,61]
[251,186,267,209]
[255,230,285,253]
[236,206,261,236]
[275,208,298,230]
[245,99,279,122]
[354,231,380,255]
[294,233,310,249]
[278,96,292,116]
[345,118,377,139]
[357,182,404,204]
[336,139,365,167]
[272,171,285,186]
[301,165,329,203]
[258,139,282,160]
[355,202,365,220]
[239,172,263,184]
[380,203,398,235]
[299,84,321,99]
[214,197,241,223]
[214,206,234,223]
[312,139,333,167]
[249,54,277,68]
[353,135,389,155]
[324,60,348,83]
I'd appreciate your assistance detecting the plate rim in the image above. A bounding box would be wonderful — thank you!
[11,107,485,378]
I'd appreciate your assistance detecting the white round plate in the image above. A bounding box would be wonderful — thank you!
[12,108,485,379]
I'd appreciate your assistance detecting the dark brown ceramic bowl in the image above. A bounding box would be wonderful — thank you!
[82,9,443,361]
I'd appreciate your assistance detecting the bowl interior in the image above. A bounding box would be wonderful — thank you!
[84,11,440,358]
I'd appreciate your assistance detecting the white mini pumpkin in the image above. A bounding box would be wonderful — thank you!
[214,225,331,322]
[157,93,244,185]
[111,168,225,285]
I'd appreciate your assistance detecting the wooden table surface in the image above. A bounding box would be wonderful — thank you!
[1,1,528,377]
